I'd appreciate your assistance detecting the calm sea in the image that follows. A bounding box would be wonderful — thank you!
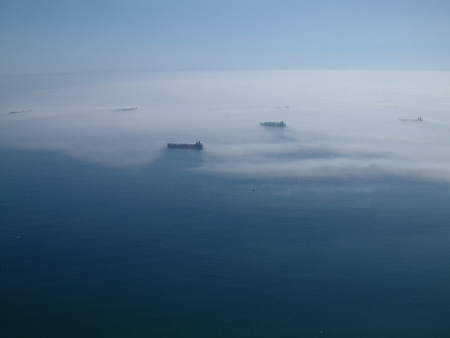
[1,145,449,337]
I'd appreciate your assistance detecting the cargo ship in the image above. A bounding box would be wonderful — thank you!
[10,110,31,114]
[260,121,286,127]
[167,141,203,149]
[399,117,423,122]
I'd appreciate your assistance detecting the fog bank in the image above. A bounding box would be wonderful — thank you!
[1,70,449,181]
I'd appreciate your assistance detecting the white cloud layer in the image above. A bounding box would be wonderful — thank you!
[1,70,450,181]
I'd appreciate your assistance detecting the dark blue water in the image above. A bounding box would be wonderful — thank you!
[1,147,450,337]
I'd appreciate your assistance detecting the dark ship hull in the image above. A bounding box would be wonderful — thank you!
[167,141,203,149]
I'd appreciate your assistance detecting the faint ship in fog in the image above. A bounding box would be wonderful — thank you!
[115,107,137,111]
[10,110,31,114]
[260,121,286,127]
[399,117,423,122]
[167,141,203,149]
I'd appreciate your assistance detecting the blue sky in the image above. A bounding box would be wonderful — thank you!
[1,0,449,74]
